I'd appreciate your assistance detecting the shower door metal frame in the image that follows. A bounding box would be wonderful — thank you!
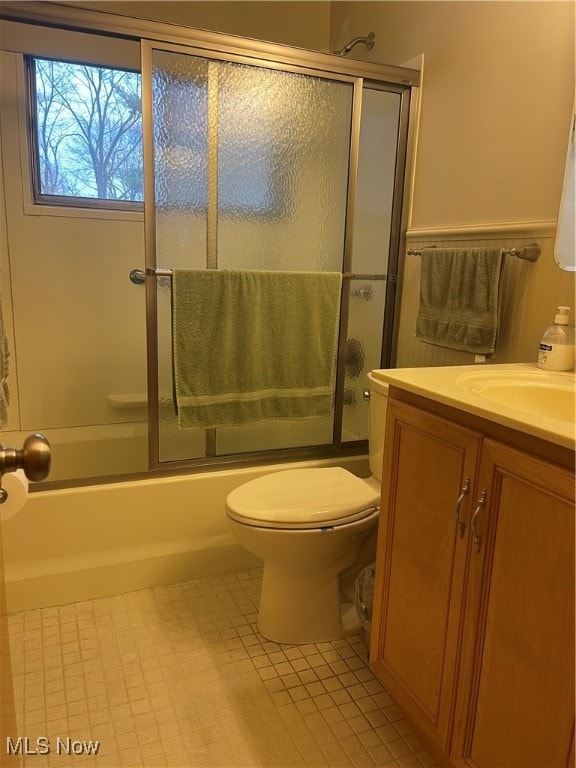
[142,39,360,470]
[142,39,412,472]
[0,3,420,88]
[0,0,421,482]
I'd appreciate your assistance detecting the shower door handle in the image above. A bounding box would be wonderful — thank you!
[0,433,51,484]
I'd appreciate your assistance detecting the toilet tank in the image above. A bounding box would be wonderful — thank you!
[367,371,389,482]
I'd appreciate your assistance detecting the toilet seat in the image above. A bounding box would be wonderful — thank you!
[225,467,379,530]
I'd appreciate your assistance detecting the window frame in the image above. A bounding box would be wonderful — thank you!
[26,53,145,213]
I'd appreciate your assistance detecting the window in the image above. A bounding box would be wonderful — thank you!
[28,56,143,209]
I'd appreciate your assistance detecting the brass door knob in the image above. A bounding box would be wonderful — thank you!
[0,433,51,482]
[21,433,51,481]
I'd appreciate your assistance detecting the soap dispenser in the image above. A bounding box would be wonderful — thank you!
[537,306,575,371]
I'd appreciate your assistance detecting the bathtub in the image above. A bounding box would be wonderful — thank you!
[1,454,369,613]
[1,423,149,482]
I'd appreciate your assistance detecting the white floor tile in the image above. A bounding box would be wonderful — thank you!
[7,569,436,768]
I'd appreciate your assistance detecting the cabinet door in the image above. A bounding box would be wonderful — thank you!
[455,439,575,768]
[370,400,481,752]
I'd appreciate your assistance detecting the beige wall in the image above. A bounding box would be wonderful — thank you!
[64,1,332,50]
[330,1,575,229]
[331,1,575,367]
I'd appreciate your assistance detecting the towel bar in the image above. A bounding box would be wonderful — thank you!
[129,268,390,283]
[407,243,541,262]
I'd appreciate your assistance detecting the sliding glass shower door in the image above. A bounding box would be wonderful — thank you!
[142,41,407,467]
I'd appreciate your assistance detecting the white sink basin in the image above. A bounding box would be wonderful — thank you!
[456,370,575,423]
[371,363,575,448]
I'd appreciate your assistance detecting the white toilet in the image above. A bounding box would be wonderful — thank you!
[225,372,388,644]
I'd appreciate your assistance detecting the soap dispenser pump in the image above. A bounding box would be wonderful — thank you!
[537,306,575,371]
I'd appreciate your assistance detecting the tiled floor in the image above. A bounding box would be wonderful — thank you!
[7,569,435,768]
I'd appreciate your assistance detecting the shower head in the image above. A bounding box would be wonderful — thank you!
[333,32,376,57]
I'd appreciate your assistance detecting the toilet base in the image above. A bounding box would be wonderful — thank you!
[257,564,362,645]
[226,503,379,646]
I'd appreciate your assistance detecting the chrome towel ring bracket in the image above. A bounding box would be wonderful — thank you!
[129,268,146,285]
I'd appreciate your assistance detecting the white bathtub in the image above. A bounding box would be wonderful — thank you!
[1,454,369,613]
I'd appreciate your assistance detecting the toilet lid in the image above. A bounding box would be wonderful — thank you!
[225,467,380,529]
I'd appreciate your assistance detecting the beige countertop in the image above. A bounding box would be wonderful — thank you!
[370,362,576,451]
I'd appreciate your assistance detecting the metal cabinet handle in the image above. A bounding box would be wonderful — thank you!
[455,476,471,539]
[471,489,487,553]
[0,433,51,487]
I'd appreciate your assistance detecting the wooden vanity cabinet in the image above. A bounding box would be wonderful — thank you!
[452,438,575,768]
[368,398,481,754]
[370,392,575,768]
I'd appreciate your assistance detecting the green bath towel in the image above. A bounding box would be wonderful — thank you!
[172,269,343,429]
[416,248,504,354]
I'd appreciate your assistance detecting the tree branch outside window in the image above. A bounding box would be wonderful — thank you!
[30,56,143,207]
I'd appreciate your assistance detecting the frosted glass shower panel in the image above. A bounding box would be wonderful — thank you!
[342,279,386,443]
[353,88,401,275]
[153,50,210,269]
[150,46,356,463]
[153,50,212,460]
[216,63,353,271]
[340,88,401,443]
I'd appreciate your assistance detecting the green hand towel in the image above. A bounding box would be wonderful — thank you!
[416,248,504,354]
[172,269,342,429]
